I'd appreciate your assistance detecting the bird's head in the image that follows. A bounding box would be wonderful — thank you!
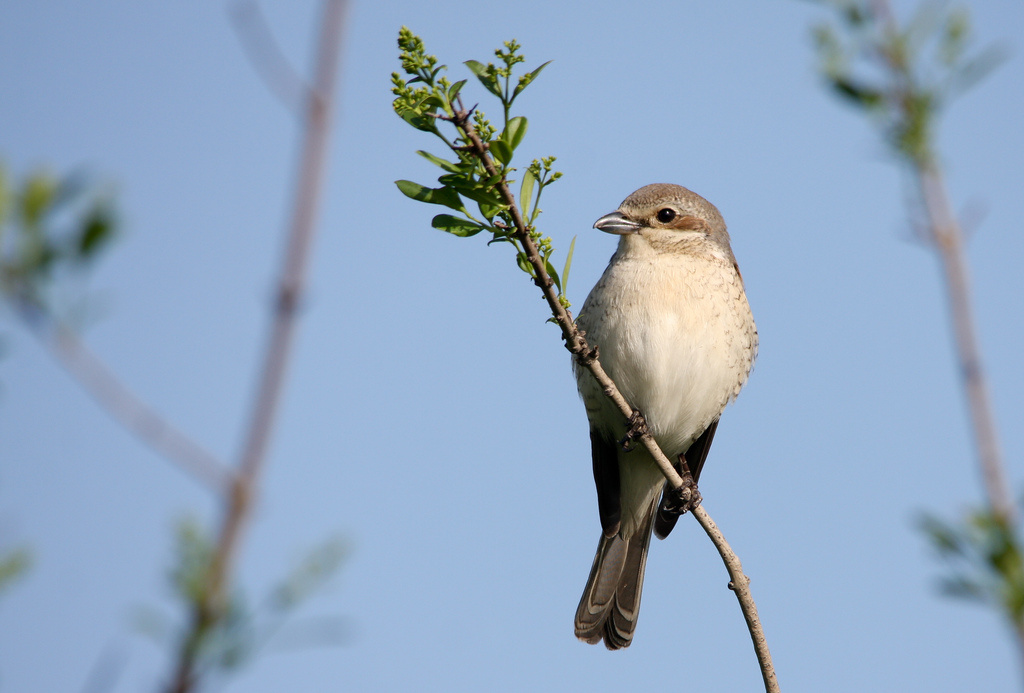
[593,183,735,261]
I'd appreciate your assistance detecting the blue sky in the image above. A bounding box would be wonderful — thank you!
[2,1,1023,691]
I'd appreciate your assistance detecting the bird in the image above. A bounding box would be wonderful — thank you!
[573,183,757,649]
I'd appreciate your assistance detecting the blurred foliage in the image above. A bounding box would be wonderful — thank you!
[811,0,1006,167]
[136,518,348,685]
[1,159,113,601]
[921,508,1024,630]
[0,546,31,598]
[0,162,117,314]
[391,29,576,307]
[813,0,1021,647]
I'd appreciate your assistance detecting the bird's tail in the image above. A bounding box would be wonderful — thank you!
[574,497,657,649]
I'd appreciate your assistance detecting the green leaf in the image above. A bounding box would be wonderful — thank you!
[920,514,965,556]
[940,576,986,601]
[415,150,461,173]
[426,93,450,108]
[948,45,1009,98]
[512,60,552,100]
[546,259,561,292]
[431,213,486,237]
[519,167,536,216]
[272,537,348,609]
[446,184,501,207]
[171,517,215,603]
[830,76,884,109]
[503,116,528,150]
[397,108,438,133]
[436,174,502,206]
[463,59,487,77]
[448,79,467,102]
[395,180,466,212]
[20,174,57,228]
[0,165,9,226]
[561,235,576,297]
[482,172,505,187]
[78,207,114,258]
[486,235,513,247]
[0,548,31,592]
[516,251,534,276]
[464,60,502,98]
[478,199,506,221]
[488,139,513,165]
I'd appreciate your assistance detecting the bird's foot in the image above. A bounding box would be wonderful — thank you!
[662,460,702,515]
[618,409,649,452]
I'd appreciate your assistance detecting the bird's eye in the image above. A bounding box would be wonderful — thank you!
[656,208,676,224]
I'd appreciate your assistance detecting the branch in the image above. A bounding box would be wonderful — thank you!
[872,0,1012,521]
[450,105,780,693]
[17,304,230,492]
[815,0,1020,673]
[229,0,310,114]
[165,1,347,690]
[917,163,1012,520]
[692,504,779,692]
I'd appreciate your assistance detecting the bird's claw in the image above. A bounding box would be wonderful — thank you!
[662,462,702,516]
[618,409,649,452]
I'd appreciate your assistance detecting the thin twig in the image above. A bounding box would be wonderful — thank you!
[450,106,779,692]
[917,163,1012,519]
[18,304,230,492]
[165,2,347,690]
[692,505,779,692]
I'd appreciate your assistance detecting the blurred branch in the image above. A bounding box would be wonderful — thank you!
[392,34,778,692]
[917,161,1011,516]
[874,0,1011,519]
[19,307,231,491]
[229,0,310,114]
[814,0,1011,518]
[813,0,1021,672]
[1,166,230,490]
[165,1,347,690]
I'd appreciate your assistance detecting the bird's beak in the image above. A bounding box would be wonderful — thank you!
[593,211,641,235]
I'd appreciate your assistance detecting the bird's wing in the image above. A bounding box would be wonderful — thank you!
[590,429,621,538]
[653,417,719,539]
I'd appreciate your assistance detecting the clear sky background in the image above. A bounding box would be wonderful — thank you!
[2,1,1023,691]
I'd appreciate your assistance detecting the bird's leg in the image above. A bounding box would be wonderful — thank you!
[618,409,649,452]
[661,453,702,515]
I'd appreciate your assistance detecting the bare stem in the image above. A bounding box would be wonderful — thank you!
[451,107,778,692]
[917,163,1012,520]
[916,151,1024,687]
[692,505,780,693]
[911,77,1021,692]
[165,2,346,690]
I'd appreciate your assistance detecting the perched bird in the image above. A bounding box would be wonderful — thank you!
[573,183,757,649]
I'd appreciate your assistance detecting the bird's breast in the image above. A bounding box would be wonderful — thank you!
[576,252,756,456]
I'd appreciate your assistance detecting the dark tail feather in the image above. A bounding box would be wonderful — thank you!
[575,498,657,649]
